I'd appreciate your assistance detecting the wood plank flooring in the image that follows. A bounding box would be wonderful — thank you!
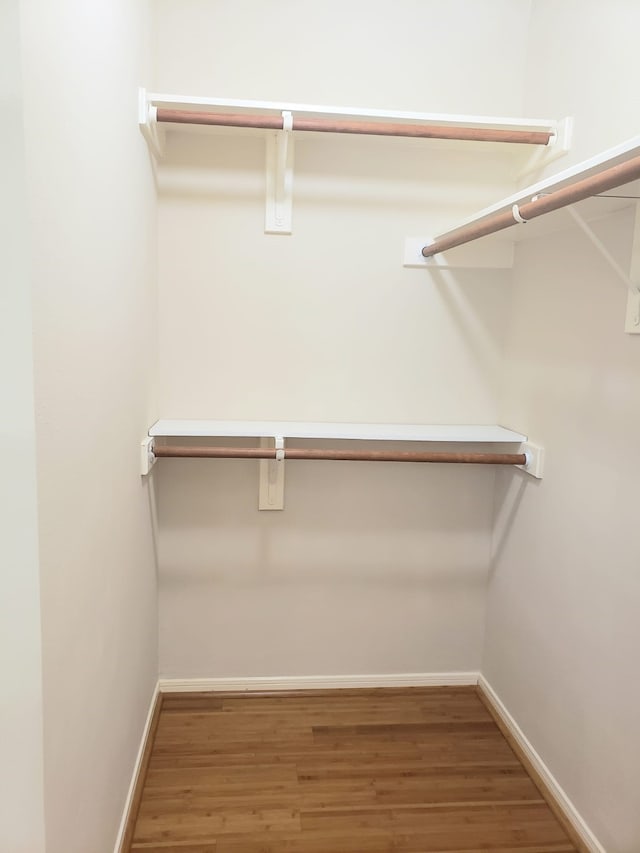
[129,687,576,853]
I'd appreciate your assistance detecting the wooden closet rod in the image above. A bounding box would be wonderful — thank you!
[156,109,552,146]
[422,154,640,257]
[154,446,527,465]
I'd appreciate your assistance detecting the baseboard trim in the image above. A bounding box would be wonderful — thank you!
[159,671,479,693]
[114,682,163,853]
[477,676,605,853]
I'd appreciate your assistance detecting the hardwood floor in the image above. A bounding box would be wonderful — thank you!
[128,687,576,852]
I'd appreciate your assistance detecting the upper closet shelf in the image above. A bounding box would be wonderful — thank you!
[139,88,571,234]
[148,420,526,443]
[140,89,567,151]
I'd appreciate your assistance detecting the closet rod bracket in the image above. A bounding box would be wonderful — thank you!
[265,113,294,234]
[259,436,286,510]
[402,236,514,269]
[624,290,640,332]
[625,202,640,333]
[518,441,544,479]
[141,436,156,476]
[138,88,165,159]
[517,116,573,179]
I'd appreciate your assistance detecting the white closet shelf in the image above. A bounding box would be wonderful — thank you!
[148,420,527,443]
[142,422,543,495]
[141,90,562,135]
[432,135,640,247]
[407,135,640,334]
[139,88,571,235]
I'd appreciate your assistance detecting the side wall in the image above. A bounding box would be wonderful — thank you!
[151,0,531,678]
[0,2,46,850]
[484,4,640,850]
[524,0,640,168]
[19,2,159,851]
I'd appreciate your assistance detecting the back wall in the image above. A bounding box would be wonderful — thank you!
[151,0,532,678]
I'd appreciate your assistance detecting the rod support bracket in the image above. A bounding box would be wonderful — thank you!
[259,436,286,510]
[265,112,294,234]
[138,88,165,159]
[624,289,640,332]
[405,236,514,269]
[511,203,528,224]
[625,202,640,333]
[141,436,156,476]
[518,116,573,179]
[517,441,544,479]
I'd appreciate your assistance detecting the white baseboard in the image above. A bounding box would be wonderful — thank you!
[113,681,160,853]
[159,671,479,693]
[478,675,605,853]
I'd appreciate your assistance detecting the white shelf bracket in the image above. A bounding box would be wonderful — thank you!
[258,436,285,510]
[265,112,294,234]
[518,116,573,179]
[626,202,640,333]
[403,236,514,269]
[518,441,544,479]
[141,436,156,476]
[567,203,640,334]
[138,88,165,159]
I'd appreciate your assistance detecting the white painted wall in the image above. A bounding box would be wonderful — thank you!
[156,134,514,423]
[151,0,531,678]
[0,2,46,850]
[8,0,637,846]
[523,0,640,169]
[152,0,531,114]
[484,5,640,850]
[19,1,159,851]
[486,212,640,853]
[11,0,639,847]
[157,452,496,677]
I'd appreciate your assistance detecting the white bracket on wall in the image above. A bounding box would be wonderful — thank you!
[567,202,640,334]
[403,236,514,269]
[141,436,156,476]
[265,112,294,234]
[625,202,640,333]
[518,441,544,479]
[138,88,165,159]
[517,116,573,179]
[258,436,286,510]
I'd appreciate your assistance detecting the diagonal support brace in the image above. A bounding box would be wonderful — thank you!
[567,203,640,333]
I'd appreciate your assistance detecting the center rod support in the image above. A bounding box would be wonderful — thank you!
[155,108,552,146]
[153,445,527,465]
[422,154,640,257]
